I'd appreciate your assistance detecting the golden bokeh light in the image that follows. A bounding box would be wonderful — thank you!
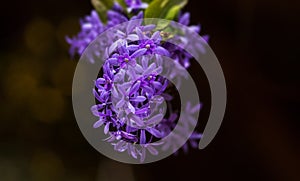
[24,18,55,56]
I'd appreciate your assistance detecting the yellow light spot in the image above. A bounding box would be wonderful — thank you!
[24,18,55,55]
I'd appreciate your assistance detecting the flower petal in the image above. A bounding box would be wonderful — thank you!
[146,145,159,155]
[151,31,161,41]
[116,99,125,109]
[127,34,139,41]
[135,27,145,40]
[128,145,138,159]
[179,12,190,25]
[93,119,104,128]
[129,81,141,95]
[141,56,149,69]
[130,48,147,58]
[142,85,154,96]
[140,147,146,162]
[140,130,146,144]
[127,44,139,51]
[142,24,156,32]
[104,122,110,134]
[146,128,162,138]
[144,63,156,75]
[130,96,146,102]
[127,102,136,114]
[151,81,162,90]
[135,64,144,73]
[96,78,106,85]
[147,113,164,125]
[154,46,170,56]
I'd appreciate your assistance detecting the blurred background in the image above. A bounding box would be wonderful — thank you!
[0,0,299,180]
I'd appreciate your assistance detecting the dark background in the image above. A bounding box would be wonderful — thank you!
[0,0,299,180]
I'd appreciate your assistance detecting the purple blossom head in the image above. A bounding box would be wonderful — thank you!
[89,24,204,162]
[67,4,209,162]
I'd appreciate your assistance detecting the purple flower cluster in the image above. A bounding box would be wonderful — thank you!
[91,23,202,161]
[67,1,207,162]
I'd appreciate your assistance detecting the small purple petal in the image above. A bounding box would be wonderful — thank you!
[128,145,138,159]
[93,89,102,102]
[179,12,190,25]
[129,81,141,95]
[130,114,144,127]
[140,147,146,162]
[202,35,210,42]
[154,46,170,56]
[152,81,162,90]
[142,24,156,32]
[121,131,138,142]
[130,48,147,58]
[135,107,149,115]
[147,114,164,125]
[127,102,136,113]
[131,11,144,20]
[135,64,144,73]
[146,128,162,138]
[190,132,203,139]
[107,58,118,65]
[104,122,110,134]
[141,56,149,69]
[96,78,106,85]
[116,99,125,109]
[189,25,201,33]
[93,119,104,128]
[140,130,146,144]
[140,3,149,9]
[142,85,154,96]
[115,140,127,152]
[127,45,139,51]
[103,135,116,142]
[136,27,145,40]
[191,103,202,113]
[151,31,161,41]
[144,63,156,75]
[127,34,139,41]
[146,145,159,155]
[130,96,146,102]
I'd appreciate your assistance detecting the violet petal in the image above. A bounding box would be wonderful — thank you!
[140,130,146,144]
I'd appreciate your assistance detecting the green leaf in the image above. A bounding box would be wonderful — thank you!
[91,0,114,23]
[145,0,188,20]
[116,0,127,9]
[143,0,154,3]
[165,5,182,20]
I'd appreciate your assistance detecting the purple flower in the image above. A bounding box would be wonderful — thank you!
[125,0,148,13]
[65,5,208,162]
[107,9,128,28]
[66,10,105,58]
[134,28,170,56]
[116,45,147,68]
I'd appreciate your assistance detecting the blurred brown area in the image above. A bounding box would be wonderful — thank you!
[0,0,299,181]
